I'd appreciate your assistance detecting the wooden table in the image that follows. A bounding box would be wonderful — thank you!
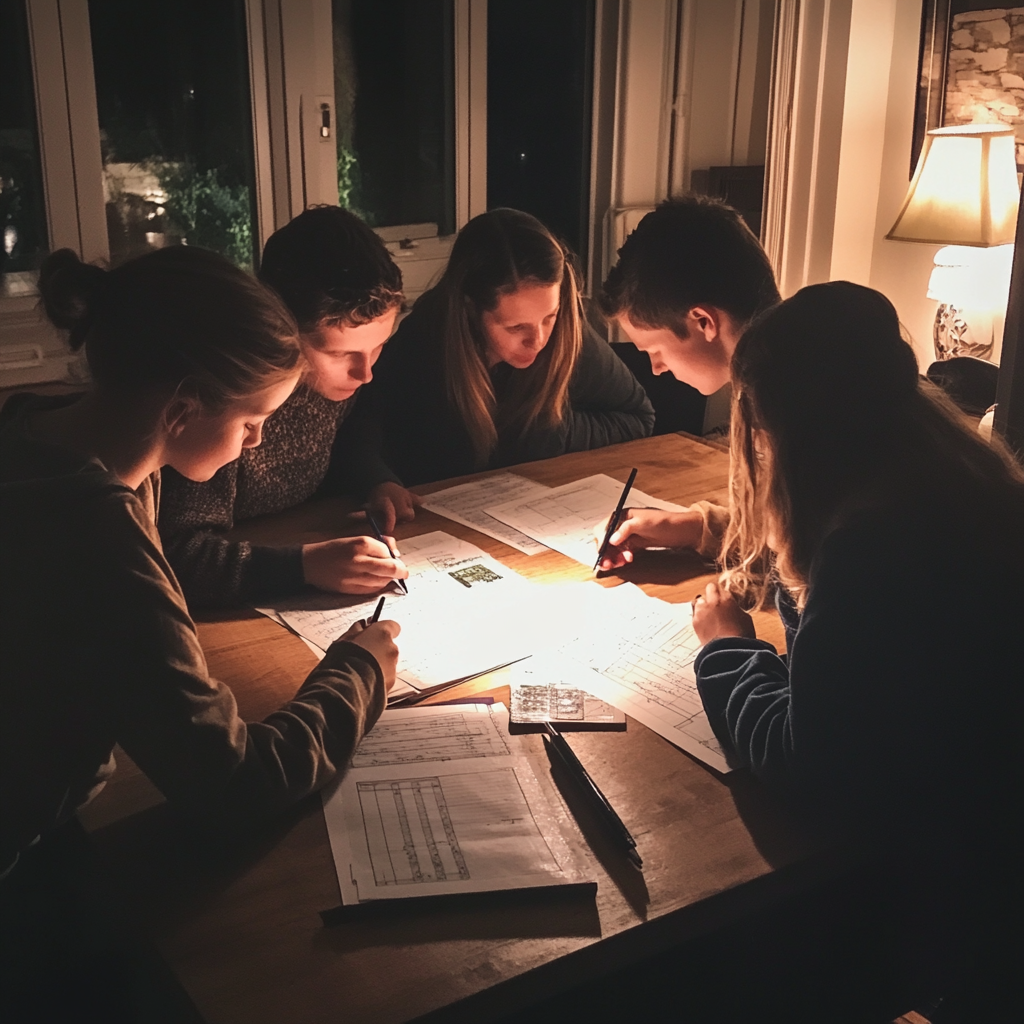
[84,433,831,1024]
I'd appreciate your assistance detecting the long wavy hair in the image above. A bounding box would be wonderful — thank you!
[429,208,583,466]
[720,281,1024,610]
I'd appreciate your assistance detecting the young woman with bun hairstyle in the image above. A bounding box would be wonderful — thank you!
[158,205,409,608]
[0,245,400,888]
[690,282,1022,1014]
[346,207,655,531]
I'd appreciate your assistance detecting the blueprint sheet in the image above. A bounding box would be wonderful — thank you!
[421,472,551,554]
[551,583,734,773]
[484,473,685,567]
[257,533,546,693]
[323,704,592,903]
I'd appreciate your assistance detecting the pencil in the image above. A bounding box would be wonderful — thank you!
[369,596,386,623]
[593,467,638,571]
[542,722,643,870]
[366,511,409,594]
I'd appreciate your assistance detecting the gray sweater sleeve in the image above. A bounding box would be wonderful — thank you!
[159,463,305,609]
[96,492,385,823]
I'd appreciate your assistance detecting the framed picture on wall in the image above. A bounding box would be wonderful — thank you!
[914,1,1024,176]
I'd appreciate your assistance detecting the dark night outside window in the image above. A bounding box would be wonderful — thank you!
[487,0,593,262]
[88,0,258,268]
[333,0,455,234]
[0,0,49,296]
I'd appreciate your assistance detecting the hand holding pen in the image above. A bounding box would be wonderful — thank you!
[593,468,637,572]
[367,512,409,594]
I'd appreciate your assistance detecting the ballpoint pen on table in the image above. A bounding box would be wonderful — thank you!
[366,511,409,594]
[542,721,643,871]
[593,467,638,571]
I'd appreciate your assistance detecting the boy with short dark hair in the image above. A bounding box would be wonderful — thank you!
[594,195,781,566]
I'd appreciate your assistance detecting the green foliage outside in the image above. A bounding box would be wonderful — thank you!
[156,163,254,270]
[337,142,372,225]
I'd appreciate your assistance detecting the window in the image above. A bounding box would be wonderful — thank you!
[88,0,259,268]
[487,0,593,261]
[332,0,455,235]
[0,0,49,298]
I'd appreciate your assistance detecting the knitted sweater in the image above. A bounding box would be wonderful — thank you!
[0,394,386,876]
[159,382,354,608]
[338,290,656,491]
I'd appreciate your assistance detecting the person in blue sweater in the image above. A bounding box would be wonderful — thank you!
[690,281,1022,1020]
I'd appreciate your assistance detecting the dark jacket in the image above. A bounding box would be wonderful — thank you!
[695,501,1022,947]
[339,291,655,491]
[0,394,385,876]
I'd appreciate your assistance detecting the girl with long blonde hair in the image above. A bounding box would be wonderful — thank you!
[692,281,1022,1016]
[350,208,654,530]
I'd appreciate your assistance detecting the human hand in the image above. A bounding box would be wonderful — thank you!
[692,581,756,644]
[337,619,401,691]
[593,508,705,571]
[302,536,409,594]
[364,482,422,534]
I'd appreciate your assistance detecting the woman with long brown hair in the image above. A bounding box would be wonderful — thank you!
[691,281,1022,1019]
[348,208,654,530]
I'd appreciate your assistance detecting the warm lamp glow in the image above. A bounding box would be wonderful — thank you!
[927,244,1014,310]
[887,124,1020,246]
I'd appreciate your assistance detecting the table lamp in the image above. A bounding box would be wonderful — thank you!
[887,124,1020,361]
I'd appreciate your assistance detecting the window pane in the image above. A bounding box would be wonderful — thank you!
[333,0,455,233]
[488,0,593,260]
[0,0,49,297]
[88,0,258,268]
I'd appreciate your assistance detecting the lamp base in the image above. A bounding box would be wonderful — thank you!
[933,303,993,361]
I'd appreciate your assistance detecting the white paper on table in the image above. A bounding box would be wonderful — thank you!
[509,655,624,726]
[421,472,552,554]
[260,532,540,693]
[323,704,591,904]
[484,473,685,567]
[549,583,734,773]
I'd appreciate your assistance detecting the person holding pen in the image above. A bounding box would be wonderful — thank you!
[699,284,1021,1017]
[342,207,655,532]
[591,195,780,568]
[0,247,400,1016]
[158,205,410,608]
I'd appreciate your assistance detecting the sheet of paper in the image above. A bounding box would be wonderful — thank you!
[485,473,685,567]
[324,705,589,903]
[421,472,551,554]
[349,703,512,767]
[263,532,541,692]
[553,584,734,773]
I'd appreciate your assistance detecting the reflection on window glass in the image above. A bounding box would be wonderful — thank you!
[333,0,454,233]
[88,0,257,268]
[0,0,49,297]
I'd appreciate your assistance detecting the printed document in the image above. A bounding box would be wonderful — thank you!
[485,473,685,567]
[260,533,544,694]
[323,704,594,903]
[421,472,551,554]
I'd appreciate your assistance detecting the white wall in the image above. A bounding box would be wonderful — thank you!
[771,0,942,370]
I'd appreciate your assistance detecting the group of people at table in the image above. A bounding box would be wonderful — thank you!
[1,197,1020,1021]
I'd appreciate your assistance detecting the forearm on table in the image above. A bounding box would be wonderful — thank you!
[163,529,305,607]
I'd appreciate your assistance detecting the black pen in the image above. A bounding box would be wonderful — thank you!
[542,722,643,871]
[369,596,385,623]
[366,511,409,595]
[593,467,638,571]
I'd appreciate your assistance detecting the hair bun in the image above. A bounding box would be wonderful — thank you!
[38,249,108,349]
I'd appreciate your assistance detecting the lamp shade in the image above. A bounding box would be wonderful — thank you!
[886,124,1020,246]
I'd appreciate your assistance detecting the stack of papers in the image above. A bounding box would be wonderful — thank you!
[323,704,594,905]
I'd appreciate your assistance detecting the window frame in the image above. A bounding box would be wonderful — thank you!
[1,0,488,386]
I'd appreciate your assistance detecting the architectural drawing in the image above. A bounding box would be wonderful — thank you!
[484,474,683,566]
[351,710,511,768]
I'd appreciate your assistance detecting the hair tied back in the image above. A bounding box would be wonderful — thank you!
[38,249,109,351]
